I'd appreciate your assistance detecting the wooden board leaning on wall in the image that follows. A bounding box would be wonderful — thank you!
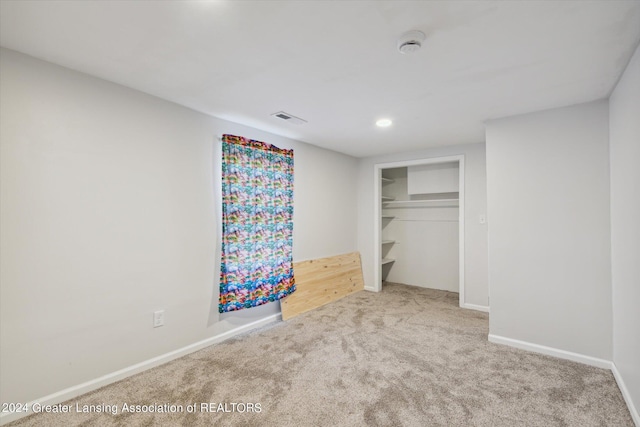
[280,251,365,320]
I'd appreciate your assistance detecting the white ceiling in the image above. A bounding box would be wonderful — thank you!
[1,1,639,158]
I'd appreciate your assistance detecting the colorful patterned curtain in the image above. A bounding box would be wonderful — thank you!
[219,134,296,313]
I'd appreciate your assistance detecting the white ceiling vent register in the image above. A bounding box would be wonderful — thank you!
[397,30,426,54]
[271,111,308,125]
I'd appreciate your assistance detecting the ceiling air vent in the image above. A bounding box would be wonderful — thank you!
[271,111,307,125]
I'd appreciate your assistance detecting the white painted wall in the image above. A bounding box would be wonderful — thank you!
[0,48,358,405]
[407,162,459,195]
[383,208,459,292]
[486,100,612,360]
[609,44,640,417]
[358,143,488,307]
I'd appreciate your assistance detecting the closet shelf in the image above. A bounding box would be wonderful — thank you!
[382,215,395,219]
[381,177,395,184]
[381,258,395,265]
[383,199,458,208]
[381,240,396,245]
[381,196,395,201]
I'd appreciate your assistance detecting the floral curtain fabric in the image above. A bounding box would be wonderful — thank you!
[219,134,296,313]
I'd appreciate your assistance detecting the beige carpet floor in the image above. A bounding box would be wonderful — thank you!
[8,282,633,427]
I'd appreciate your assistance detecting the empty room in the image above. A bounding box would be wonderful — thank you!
[1,1,639,426]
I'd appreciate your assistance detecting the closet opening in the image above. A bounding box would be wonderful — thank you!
[373,155,466,308]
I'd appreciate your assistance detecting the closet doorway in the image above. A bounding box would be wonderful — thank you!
[373,155,466,308]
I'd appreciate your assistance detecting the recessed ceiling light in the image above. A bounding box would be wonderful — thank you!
[376,119,393,127]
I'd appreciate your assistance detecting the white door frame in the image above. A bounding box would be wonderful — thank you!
[373,155,466,308]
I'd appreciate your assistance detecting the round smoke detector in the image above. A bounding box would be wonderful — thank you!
[397,30,426,54]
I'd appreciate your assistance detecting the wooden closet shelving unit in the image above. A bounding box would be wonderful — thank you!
[381,175,397,270]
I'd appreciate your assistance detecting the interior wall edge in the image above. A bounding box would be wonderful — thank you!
[611,362,640,427]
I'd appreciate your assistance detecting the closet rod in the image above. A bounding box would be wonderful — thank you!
[392,219,459,222]
[383,205,458,209]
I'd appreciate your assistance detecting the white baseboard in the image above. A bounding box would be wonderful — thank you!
[611,362,640,427]
[487,334,613,369]
[461,303,490,313]
[488,335,640,424]
[0,313,281,426]
[364,286,380,292]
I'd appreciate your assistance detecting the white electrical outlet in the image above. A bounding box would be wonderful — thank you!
[153,310,165,328]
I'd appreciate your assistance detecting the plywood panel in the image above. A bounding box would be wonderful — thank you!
[281,252,364,320]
